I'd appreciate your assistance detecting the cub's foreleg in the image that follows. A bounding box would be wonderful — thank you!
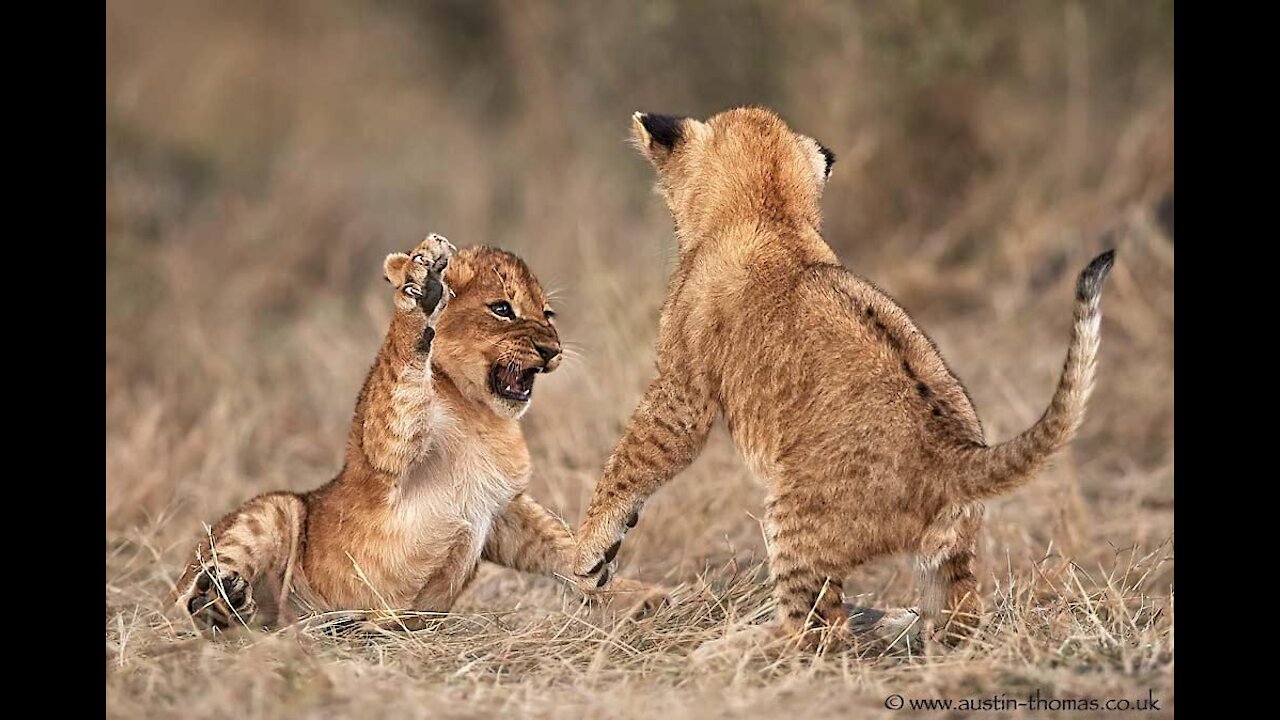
[483,493,574,576]
[360,234,454,478]
[486,494,668,612]
[573,373,716,590]
[168,492,306,630]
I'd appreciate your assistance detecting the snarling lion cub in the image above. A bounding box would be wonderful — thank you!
[170,236,665,629]
[572,107,1114,654]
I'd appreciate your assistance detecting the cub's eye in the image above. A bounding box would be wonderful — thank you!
[412,254,427,265]
[403,285,423,298]
[488,301,515,319]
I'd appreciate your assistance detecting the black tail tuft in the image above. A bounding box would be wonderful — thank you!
[1075,250,1116,301]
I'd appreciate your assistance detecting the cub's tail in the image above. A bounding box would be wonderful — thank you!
[949,250,1115,503]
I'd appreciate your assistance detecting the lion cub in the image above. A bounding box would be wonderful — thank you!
[572,108,1114,653]
[170,236,665,629]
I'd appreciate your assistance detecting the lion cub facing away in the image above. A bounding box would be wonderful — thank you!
[572,107,1115,653]
[170,236,665,630]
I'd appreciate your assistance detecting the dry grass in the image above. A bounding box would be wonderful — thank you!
[106,1,1174,717]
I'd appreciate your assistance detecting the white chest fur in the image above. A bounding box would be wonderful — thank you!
[389,404,527,580]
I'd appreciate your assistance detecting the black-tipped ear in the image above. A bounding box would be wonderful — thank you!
[636,112,686,150]
[818,144,836,178]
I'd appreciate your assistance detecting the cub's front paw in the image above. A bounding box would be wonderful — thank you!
[583,576,671,618]
[408,232,455,316]
[176,567,257,631]
[385,233,456,321]
[572,506,640,592]
[404,233,455,321]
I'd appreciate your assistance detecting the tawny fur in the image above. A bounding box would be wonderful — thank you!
[169,237,665,630]
[572,107,1115,653]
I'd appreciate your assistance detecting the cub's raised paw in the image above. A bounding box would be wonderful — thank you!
[385,233,456,320]
[177,567,257,631]
[409,232,456,275]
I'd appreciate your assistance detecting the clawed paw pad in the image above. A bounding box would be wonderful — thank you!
[183,568,255,630]
[400,234,455,316]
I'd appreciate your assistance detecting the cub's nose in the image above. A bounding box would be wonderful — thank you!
[534,343,561,367]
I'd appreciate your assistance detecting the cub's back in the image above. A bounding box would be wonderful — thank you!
[715,261,986,467]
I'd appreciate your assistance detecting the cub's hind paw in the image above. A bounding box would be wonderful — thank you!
[180,568,257,631]
[849,606,922,653]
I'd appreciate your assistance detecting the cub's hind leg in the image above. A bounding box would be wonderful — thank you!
[771,560,849,649]
[692,543,851,663]
[169,492,306,630]
[848,504,983,651]
[693,482,855,662]
[916,502,984,645]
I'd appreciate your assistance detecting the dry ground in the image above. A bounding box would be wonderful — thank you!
[106,2,1174,717]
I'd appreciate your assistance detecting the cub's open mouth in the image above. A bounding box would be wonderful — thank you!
[489,364,539,402]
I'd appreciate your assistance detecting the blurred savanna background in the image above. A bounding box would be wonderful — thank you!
[106,1,1174,717]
